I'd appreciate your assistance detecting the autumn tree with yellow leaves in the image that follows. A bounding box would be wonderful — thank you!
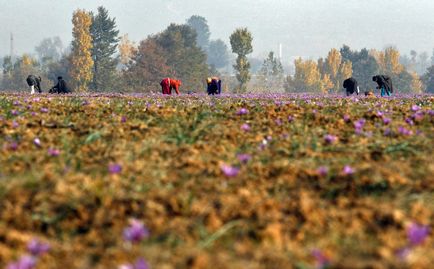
[69,9,94,92]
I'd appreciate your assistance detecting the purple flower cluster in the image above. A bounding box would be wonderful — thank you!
[119,258,150,269]
[353,118,366,134]
[236,108,249,115]
[323,134,338,144]
[407,222,430,246]
[48,148,60,157]
[311,249,330,269]
[343,165,355,175]
[123,219,150,243]
[108,163,122,174]
[398,126,413,136]
[241,123,251,132]
[237,154,252,164]
[6,239,50,269]
[221,164,240,177]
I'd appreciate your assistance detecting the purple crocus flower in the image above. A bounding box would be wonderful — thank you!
[27,238,50,256]
[287,115,294,123]
[220,164,240,177]
[121,116,127,123]
[47,148,60,157]
[236,108,249,115]
[241,123,251,132]
[407,222,430,246]
[411,105,421,112]
[11,110,19,116]
[384,128,392,136]
[343,115,350,123]
[428,110,434,117]
[324,134,338,144]
[354,118,366,130]
[33,138,41,147]
[12,120,19,128]
[6,255,37,269]
[412,111,424,121]
[382,117,391,125]
[119,258,150,269]
[311,249,330,269]
[343,165,355,175]
[237,154,252,164]
[108,163,122,174]
[40,107,49,113]
[317,166,329,177]
[405,118,414,126]
[123,219,150,243]
[275,118,282,126]
[396,247,411,261]
[7,141,18,151]
[398,126,413,136]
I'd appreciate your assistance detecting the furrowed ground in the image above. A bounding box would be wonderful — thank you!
[0,93,433,268]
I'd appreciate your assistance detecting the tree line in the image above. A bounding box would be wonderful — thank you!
[1,6,433,93]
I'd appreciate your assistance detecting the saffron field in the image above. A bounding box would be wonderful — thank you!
[0,93,433,268]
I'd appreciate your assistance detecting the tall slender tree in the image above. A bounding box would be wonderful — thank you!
[230,28,253,93]
[90,6,119,91]
[70,9,93,92]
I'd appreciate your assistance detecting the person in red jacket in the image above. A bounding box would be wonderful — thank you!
[160,78,181,95]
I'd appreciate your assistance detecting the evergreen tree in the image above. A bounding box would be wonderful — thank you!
[186,15,210,50]
[422,65,434,93]
[259,51,284,90]
[90,6,120,91]
[230,28,253,93]
[154,23,208,91]
[70,9,93,92]
[207,39,230,70]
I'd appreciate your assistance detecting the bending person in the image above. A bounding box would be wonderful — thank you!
[207,77,222,95]
[26,75,42,94]
[160,78,181,95]
[49,76,71,94]
[373,75,393,97]
[343,77,359,96]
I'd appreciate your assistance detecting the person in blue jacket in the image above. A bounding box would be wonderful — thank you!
[207,77,222,95]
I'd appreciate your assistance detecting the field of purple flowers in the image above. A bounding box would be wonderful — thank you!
[0,93,433,268]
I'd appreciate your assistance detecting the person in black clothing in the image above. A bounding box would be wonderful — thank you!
[26,75,42,94]
[49,76,71,94]
[343,77,360,96]
[373,75,393,97]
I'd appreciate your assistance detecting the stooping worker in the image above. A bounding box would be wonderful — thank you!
[373,75,393,97]
[160,78,181,95]
[206,77,222,95]
[26,75,42,94]
[343,77,360,96]
[49,76,71,94]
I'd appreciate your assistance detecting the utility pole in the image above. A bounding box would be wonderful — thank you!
[10,33,14,62]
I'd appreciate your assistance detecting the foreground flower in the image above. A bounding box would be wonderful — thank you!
[220,164,240,177]
[287,115,294,122]
[398,126,413,136]
[411,105,421,112]
[47,148,60,157]
[27,238,50,256]
[236,108,249,115]
[323,134,338,144]
[40,107,49,113]
[33,138,41,147]
[343,114,350,123]
[123,219,150,243]
[119,258,150,269]
[237,154,252,164]
[241,123,251,132]
[354,118,366,134]
[317,166,329,177]
[343,165,355,175]
[108,163,122,174]
[407,222,430,246]
[382,117,391,125]
[6,255,37,269]
[311,249,330,269]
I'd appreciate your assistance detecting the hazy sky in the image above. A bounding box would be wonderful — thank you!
[1,0,434,63]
